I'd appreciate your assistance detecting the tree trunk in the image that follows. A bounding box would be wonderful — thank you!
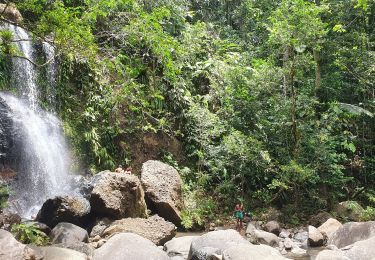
[313,48,322,95]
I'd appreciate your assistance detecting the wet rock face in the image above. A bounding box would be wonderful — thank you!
[141,160,183,226]
[36,196,91,228]
[89,171,147,219]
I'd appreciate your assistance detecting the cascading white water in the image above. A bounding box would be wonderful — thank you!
[1,94,74,217]
[0,23,76,217]
[2,23,38,109]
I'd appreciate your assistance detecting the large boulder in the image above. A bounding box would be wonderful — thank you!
[187,229,250,260]
[34,246,88,260]
[50,222,89,244]
[102,214,176,245]
[0,229,37,260]
[222,244,288,260]
[328,221,375,248]
[90,171,147,219]
[36,196,91,228]
[317,218,342,240]
[246,224,280,247]
[141,160,183,225]
[264,221,281,236]
[334,201,365,221]
[342,235,375,260]
[93,233,170,260]
[308,225,324,247]
[164,236,198,259]
[0,3,23,23]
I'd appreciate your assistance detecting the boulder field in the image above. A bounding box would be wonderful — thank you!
[1,160,375,259]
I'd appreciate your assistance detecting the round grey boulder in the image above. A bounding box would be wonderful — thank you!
[50,222,89,244]
[187,229,250,260]
[265,221,281,236]
[93,233,170,260]
[164,236,198,259]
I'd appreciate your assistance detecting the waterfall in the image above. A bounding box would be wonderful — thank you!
[2,23,38,109]
[0,23,76,217]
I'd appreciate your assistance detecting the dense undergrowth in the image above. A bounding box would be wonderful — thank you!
[0,0,374,227]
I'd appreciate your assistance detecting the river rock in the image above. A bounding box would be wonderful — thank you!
[265,221,281,236]
[334,201,365,221]
[317,218,342,240]
[328,221,375,248]
[279,230,291,239]
[90,171,147,219]
[89,218,113,237]
[246,223,280,247]
[141,160,183,226]
[222,244,287,260]
[101,214,176,245]
[0,3,23,23]
[0,212,21,230]
[293,230,308,243]
[0,229,37,260]
[164,236,198,259]
[341,235,375,260]
[36,196,91,228]
[187,229,250,260]
[35,246,88,260]
[50,222,89,244]
[308,225,324,247]
[289,247,308,258]
[93,232,169,260]
[283,238,293,250]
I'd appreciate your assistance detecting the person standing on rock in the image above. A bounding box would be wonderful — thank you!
[234,203,245,232]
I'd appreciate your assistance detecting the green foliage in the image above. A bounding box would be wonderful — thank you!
[5,0,374,223]
[11,223,50,246]
[361,206,375,221]
[181,189,215,230]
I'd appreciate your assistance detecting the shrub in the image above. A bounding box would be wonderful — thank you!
[11,223,50,246]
